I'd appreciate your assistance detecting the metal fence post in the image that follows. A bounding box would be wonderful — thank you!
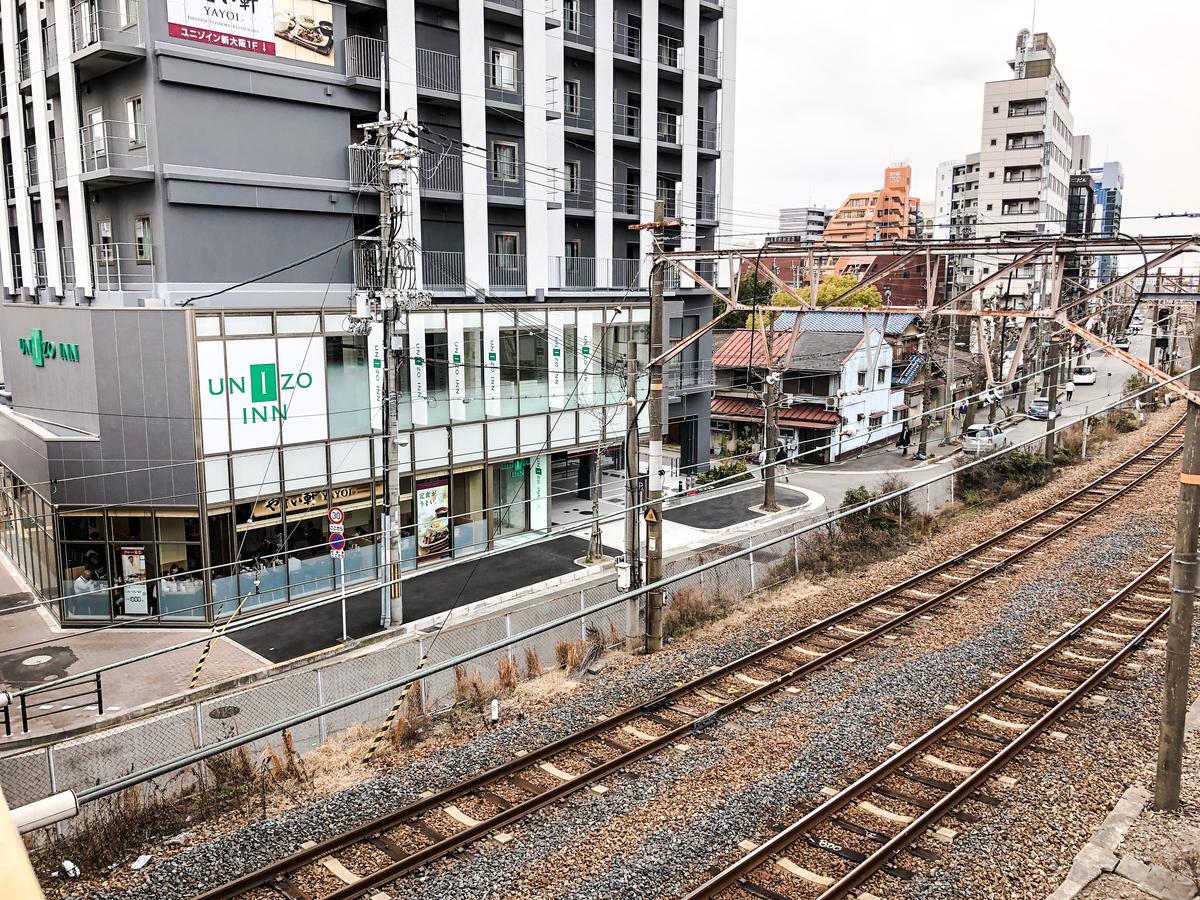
[504,613,513,662]
[94,673,103,717]
[194,702,204,747]
[316,669,327,744]
[580,590,586,639]
[418,638,429,711]
[793,535,800,574]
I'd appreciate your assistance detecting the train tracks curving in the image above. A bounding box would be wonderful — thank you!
[197,422,1183,900]
[685,548,1175,900]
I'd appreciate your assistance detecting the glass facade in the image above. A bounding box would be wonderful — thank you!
[0,465,58,606]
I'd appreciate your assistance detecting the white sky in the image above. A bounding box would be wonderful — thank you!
[729,1,1200,241]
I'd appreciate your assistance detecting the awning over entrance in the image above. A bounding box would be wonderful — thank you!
[711,397,840,430]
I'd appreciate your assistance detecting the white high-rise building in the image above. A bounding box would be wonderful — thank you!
[777,206,831,242]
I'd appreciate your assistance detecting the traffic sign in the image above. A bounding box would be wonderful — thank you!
[330,533,346,552]
[331,548,345,559]
[329,523,344,535]
[644,507,658,524]
[328,507,344,525]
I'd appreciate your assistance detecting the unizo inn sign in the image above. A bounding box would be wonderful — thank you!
[197,337,329,453]
[18,328,80,367]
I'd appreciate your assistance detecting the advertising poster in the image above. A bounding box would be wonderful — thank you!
[415,478,450,561]
[447,313,466,421]
[120,546,149,615]
[167,0,336,66]
[368,321,384,433]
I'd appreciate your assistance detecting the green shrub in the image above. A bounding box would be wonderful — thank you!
[697,458,751,487]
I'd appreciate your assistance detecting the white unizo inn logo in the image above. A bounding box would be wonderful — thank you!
[207,361,315,424]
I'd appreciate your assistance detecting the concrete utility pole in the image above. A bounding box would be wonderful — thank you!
[1044,341,1060,460]
[623,341,642,652]
[645,199,666,653]
[762,374,781,511]
[1154,301,1200,812]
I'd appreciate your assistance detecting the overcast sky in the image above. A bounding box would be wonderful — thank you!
[729,1,1200,241]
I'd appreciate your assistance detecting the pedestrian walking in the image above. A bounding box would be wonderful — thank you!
[897,424,913,457]
[1064,379,1074,402]
[757,447,767,469]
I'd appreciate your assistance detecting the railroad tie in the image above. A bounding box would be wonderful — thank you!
[736,840,834,887]
[442,805,513,844]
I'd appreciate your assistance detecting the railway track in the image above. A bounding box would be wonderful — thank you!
[197,422,1183,900]
[685,548,1175,900]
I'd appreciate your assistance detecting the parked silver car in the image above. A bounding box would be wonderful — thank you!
[1029,396,1064,420]
[962,423,1009,453]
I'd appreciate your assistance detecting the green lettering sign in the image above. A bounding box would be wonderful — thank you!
[249,363,278,403]
[17,328,80,367]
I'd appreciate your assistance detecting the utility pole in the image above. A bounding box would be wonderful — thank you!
[762,374,780,511]
[1155,301,1200,812]
[941,316,957,445]
[645,199,666,653]
[1044,340,1060,460]
[1149,299,1161,371]
[623,341,642,652]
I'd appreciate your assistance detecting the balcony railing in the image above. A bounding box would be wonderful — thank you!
[417,47,460,94]
[487,158,524,198]
[657,33,682,68]
[4,163,13,196]
[23,146,39,188]
[421,149,464,194]
[1006,138,1043,151]
[614,103,639,138]
[1002,203,1038,216]
[1008,104,1045,118]
[663,267,680,291]
[563,7,594,45]
[79,120,151,172]
[564,179,595,210]
[613,183,640,216]
[345,35,385,80]
[42,21,58,65]
[564,94,594,130]
[656,187,677,219]
[1004,173,1041,183]
[50,137,66,181]
[17,37,29,80]
[422,250,465,291]
[354,238,384,289]
[698,46,721,78]
[489,253,526,291]
[32,248,48,287]
[485,56,523,104]
[548,256,641,290]
[92,242,154,291]
[656,110,680,144]
[697,121,720,151]
[694,259,717,284]
[348,143,381,189]
[488,0,521,9]
[71,0,142,52]
[613,21,640,58]
[696,190,718,221]
[60,246,76,288]
[665,360,715,391]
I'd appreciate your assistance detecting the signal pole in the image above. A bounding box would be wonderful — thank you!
[645,199,666,653]
[1044,340,1060,460]
[1155,301,1200,811]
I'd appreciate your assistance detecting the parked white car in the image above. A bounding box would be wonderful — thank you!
[1072,365,1098,385]
[962,423,1009,454]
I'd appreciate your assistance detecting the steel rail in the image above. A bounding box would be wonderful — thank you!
[687,550,1175,899]
[197,423,1184,900]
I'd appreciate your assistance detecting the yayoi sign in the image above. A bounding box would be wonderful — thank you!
[17,328,81,367]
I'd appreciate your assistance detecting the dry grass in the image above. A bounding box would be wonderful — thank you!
[452,665,494,711]
[663,587,723,639]
[497,655,520,693]
[524,647,543,679]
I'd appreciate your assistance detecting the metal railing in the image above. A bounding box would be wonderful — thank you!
[697,121,720,151]
[60,246,76,288]
[1002,204,1039,216]
[345,35,385,80]
[488,253,526,290]
[564,94,594,130]
[4,163,13,196]
[417,47,460,94]
[613,183,640,215]
[613,21,640,58]
[696,190,718,221]
[79,120,151,172]
[92,241,154,290]
[50,137,66,181]
[548,256,641,290]
[564,180,595,210]
[694,259,718,285]
[663,266,680,290]
[23,146,38,188]
[17,37,29,80]
[32,248,48,287]
[71,0,142,52]
[1006,138,1043,151]
[422,250,466,290]
[1008,104,1045,118]
[657,33,682,68]
[487,156,524,198]
[665,359,715,391]
[563,6,594,45]
[698,46,721,78]
[1004,173,1042,183]
[656,110,680,144]
[42,22,57,67]
[421,149,463,194]
[348,143,381,189]
[614,103,640,138]
[488,0,521,8]
[354,238,384,289]
[485,56,523,104]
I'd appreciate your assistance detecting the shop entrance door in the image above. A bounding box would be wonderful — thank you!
[493,459,531,539]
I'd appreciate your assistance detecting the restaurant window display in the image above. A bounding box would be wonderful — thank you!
[233,498,289,613]
[451,469,485,559]
[415,476,451,563]
[157,514,205,620]
[60,512,111,619]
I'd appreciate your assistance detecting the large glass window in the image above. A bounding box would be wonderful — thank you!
[463,328,485,420]
[157,513,204,620]
[499,328,520,416]
[342,495,377,585]
[492,459,530,539]
[326,334,371,438]
[451,469,485,558]
[425,331,450,427]
[109,512,156,618]
[233,499,288,612]
[518,327,549,414]
[563,325,579,409]
[61,541,111,619]
[282,497,334,599]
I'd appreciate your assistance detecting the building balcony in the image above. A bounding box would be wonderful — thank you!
[548,256,641,290]
[417,47,461,96]
[614,103,640,139]
[563,7,595,48]
[23,146,39,191]
[50,137,67,184]
[564,94,594,131]
[694,259,717,284]
[564,181,595,212]
[657,33,682,69]
[422,250,466,292]
[71,0,145,78]
[16,36,30,81]
[1008,103,1045,118]
[656,187,677,219]
[698,46,721,79]
[665,360,716,394]
[41,21,59,76]
[92,241,154,292]
[1005,138,1044,151]
[79,120,154,186]
[4,163,13,197]
[613,21,640,59]
[32,248,48,287]
[489,253,526,292]
[696,190,718,223]
[485,56,523,106]
[345,35,385,85]
[613,183,640,218]
[486,160,524,202]
[420,149,464,196]
[656,110,680,146]
[697,121,720,152]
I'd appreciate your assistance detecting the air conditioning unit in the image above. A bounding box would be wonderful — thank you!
[779,394,795,408]
[824,397,838,411]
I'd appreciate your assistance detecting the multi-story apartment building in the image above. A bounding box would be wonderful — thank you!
[970,31,1075,303]
[776,206,830,243]
[822,164,920,244]
[0,0,735,626]
[1089,160,1124,284]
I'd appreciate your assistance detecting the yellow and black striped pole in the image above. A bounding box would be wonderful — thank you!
[190,587,255,691]
[363,653,429,762]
